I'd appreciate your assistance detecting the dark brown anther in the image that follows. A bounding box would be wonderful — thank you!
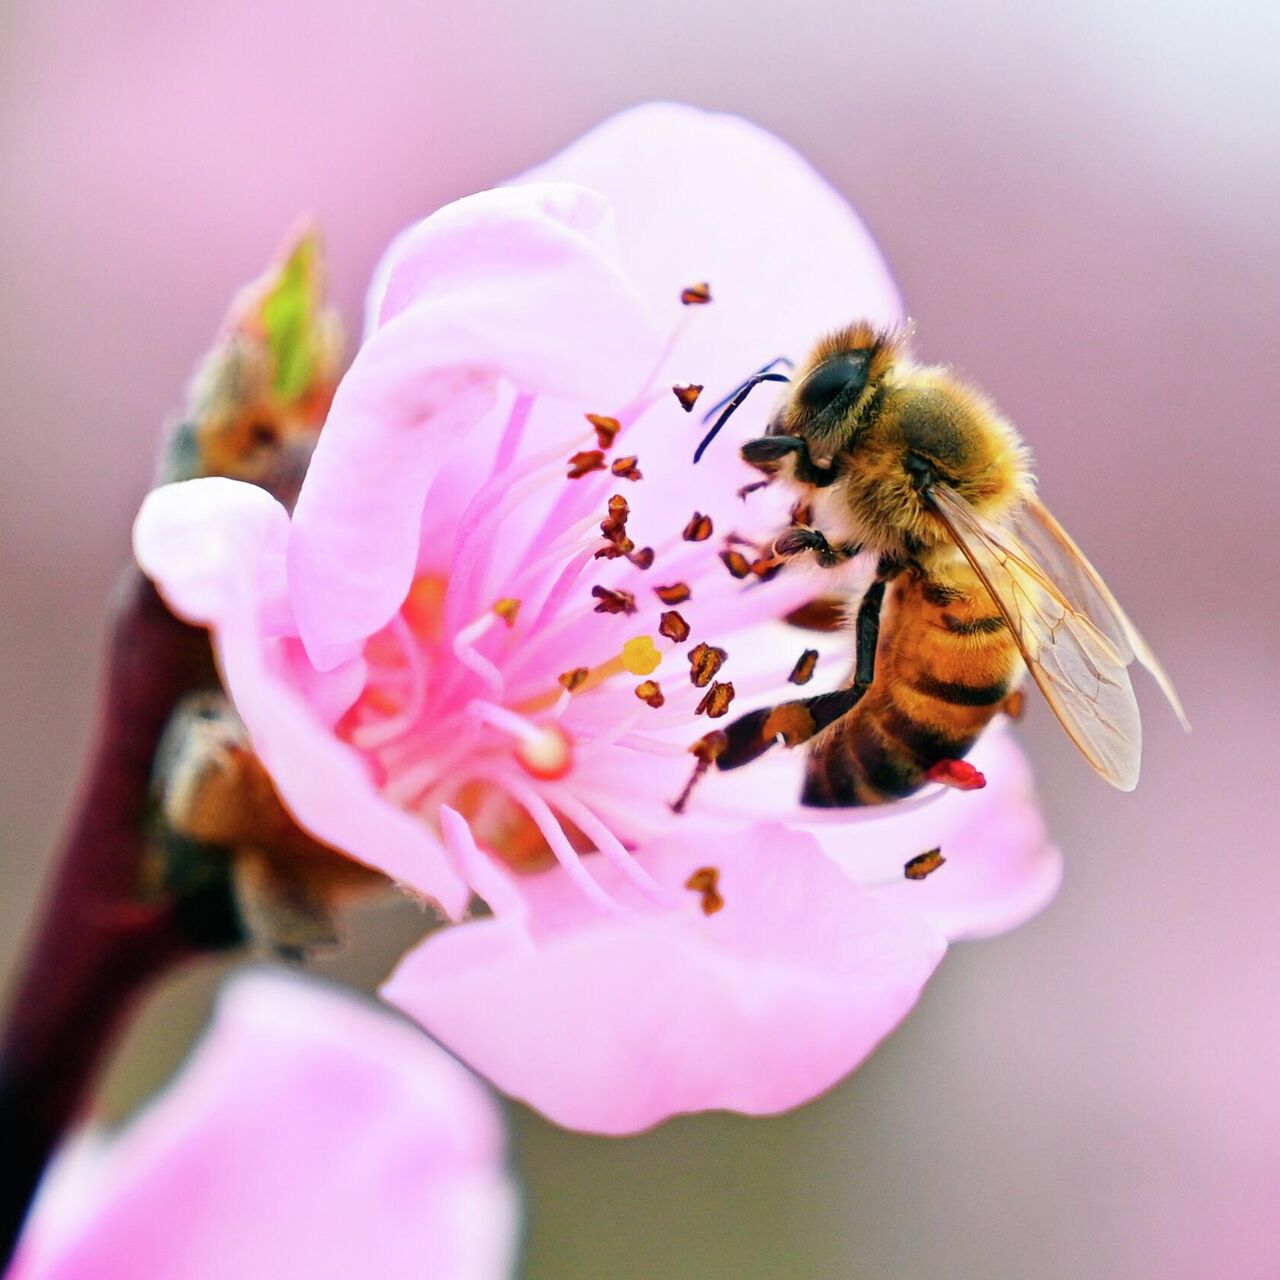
[1001,689,1026,721]
[750,556,784,581]
[783,597,847,631]
[558,667,590,692]
[695,681,735,718]
[719,549,752,579]
[585,413,621,449]
[628,547,655,570]
[688,642,727,688]
[654,581,692,605]
[567,449,607,479]
[634,679,665,709]
[738,479,771,500]
[789,499,814,526]
[610,455,643,481]
[682,512,713,542]
[596,494,635,559]
[493,597,520,628]
[672,383,703,412]
[684,865,725,915]
[789,649,819,685]
[904,848,946,881]
[591,585,637,616]
[680,282,712,306]
[658,610,691,643]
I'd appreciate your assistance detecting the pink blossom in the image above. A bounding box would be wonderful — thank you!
[134,103,1060,1133]
[7,972,517,1280]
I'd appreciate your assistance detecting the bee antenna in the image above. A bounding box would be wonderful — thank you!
[693,369,791,464]
[700,357,795,423]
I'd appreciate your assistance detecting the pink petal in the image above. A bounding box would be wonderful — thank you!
[11,972,517,1280]
[383,826,945,1134]
[134,481,470,916]
[288,182,664,671]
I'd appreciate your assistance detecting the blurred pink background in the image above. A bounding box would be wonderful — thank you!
[2,2,1277,1277]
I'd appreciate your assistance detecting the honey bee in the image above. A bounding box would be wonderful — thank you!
[694,322,1188,806]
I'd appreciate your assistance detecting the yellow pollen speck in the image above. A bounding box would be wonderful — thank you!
[493,597,521,627]
[622,635,661,676]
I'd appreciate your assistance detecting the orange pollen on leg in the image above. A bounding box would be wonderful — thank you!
[925,759,987,791]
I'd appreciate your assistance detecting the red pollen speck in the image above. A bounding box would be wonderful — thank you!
[515,723,574,781]
[925,759,987,791]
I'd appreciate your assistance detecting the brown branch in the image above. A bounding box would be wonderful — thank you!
[0,569,242,1263]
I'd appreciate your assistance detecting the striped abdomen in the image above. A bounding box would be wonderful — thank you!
[802,562,1021,807]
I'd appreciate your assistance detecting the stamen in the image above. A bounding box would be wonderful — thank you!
[925,759,987,791]
[452,613,504,695]
[784,597,848,631]
[596,493,635,560]
[695,681,735,718]
[680,282,713,305]
[654,581,692,605]
[670,730,728,815]
[720,549,752,579]
[688,642,727,688]
[682,512,713,542]
[493,597,521,628]
[635,680,665,708]
[558,667,590,692]
[491,393,535,477]
[659,610,691,643]
[685,866,725,915]
[904,847,946,880]
[541,785,678,907]
[346,617,428,751]
[672,383,703,412]
[627,547,655,569]
[567,449,607,479]
[494,772,622,913]
[591,586,637,616]
[788,649,819,685]
[586,413,621,450]
[610,455,643,481]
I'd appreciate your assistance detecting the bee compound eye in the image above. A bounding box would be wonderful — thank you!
[797,352,870,414]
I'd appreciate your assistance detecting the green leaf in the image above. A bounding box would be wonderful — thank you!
[261,231,320,402]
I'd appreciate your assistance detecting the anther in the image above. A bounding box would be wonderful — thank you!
[659,610,691,643]
[635,680,665,708]
[904,848,946,880]
[567,449,607,479]
[679,282,713,306]
[688,642,727,688]
[783,597,847,631]
[789,649,819,685]
[925,759,987,791]
[610,455,643,481]
[558,667,589,692]
[654,582,692,605]
[627,547,655,570]
[695,681,735,718]
[591,585,637,616]
[585,413,621,449]
[682,512,713,542]
[492,597,521,628]
[672,383,703,412]
[685,866,725,915]
[719,549,751,579]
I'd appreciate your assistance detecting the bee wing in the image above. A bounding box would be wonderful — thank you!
[928,484,1142,790]
[1014,495,1189,730]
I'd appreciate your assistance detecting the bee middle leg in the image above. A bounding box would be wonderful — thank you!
[772,525,862,568]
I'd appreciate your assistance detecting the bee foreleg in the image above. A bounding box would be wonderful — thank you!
[853,579,886,687]
[772,525,861,568]
[740,435,841,487]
